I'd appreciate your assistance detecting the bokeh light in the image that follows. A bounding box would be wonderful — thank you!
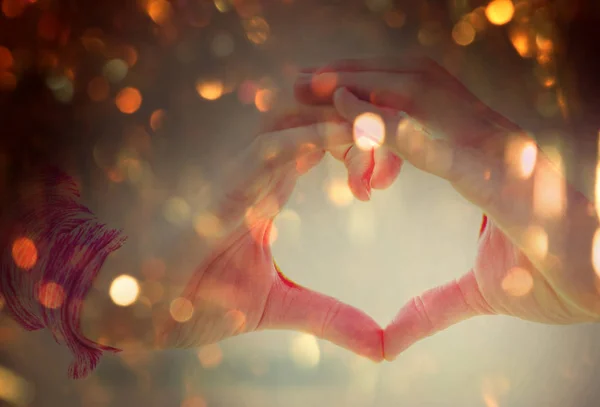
[115,87,142,114]
[326,178,354,207]
[501,266,534,297]
[485,0,514,26]
[452,20,476,46]
[592,229,600,278]
[353,112,385,150]
[523,225,548,259]
[109,275,140,307]
[290,333,320,368]
[244,17,270,45]
[11,237,38,270]
[197,343,223,369]
[196,80,223,100]
[169,297,194,323]
[37,282,65,309]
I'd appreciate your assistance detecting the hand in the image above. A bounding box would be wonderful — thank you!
[156,108,383,361]
[295,56,600,360]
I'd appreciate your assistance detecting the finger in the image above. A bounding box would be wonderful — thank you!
[260,105,344,133]
[371,148,402,190]
[258,263,384,362]
[333,88,458,182]
[295,59,521,133]
[384,271,494,361]
[294,71,409,106]
[342,146,374,201]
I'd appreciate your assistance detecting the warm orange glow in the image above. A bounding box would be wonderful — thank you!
[510,29,533,58]
[12,238,38,270]
[269,224,278,245]
[485,0,514,25]
[150,109,166,131]
[181,396,207,407]
[501,266,534,297]
[2,0,26,18]
[310,73,338,99]
[536,35,553,53]
[354,112,385,150]
[122,45,138,67]
[593,229,600,278]
[115,87,142,114]
[194,212,223,239]
[519,141,537,178]
[37,282,65,309]
[87,76,110,102]
[197,343,223,368]
[523,225,548,259]
[533,157,565,218]
[452,21,476,46]
[245,17,270,45]
[109,275,140,306]
[196,80,223,100]
[147,0,172,25]
[0,46,13,70]
[326,178,354,207]
[170,297,194,323]
[254,88,274,112]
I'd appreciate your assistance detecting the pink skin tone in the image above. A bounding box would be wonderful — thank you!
[153,110,384,361]
[294,56,600,361]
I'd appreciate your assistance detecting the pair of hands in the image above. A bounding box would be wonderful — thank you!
[158,56,600,362]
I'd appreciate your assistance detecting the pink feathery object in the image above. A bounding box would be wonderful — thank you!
[0,167,127,379]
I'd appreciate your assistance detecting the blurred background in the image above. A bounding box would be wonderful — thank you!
[2,0,600,406]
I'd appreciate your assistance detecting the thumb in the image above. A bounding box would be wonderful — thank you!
[384,270,494,361]
[258,263,384,362]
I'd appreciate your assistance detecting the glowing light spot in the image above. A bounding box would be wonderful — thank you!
[87,76,110,102]
[150,109,166,131]
[115,87,142,114]
[163,196,191,225]
[244,17,270,45]
[214,0,231,13]
[310,73,338,99]
[12,238,37,270]
[196,80,223,100]
[197,343,223,368]
[194,212,223,239]
[0,46,13,70]
[523,225,548,259]
[109,275,140,307]
[103,59,128,83]
[225,309,246,333]
[0,294,4,311]
[181,396,207,407]
[290,333,320,368]
[37,282,65,309]
[485,0,514,25]
[452,20,476,46]
[354,112,385,150]
[510,28,533,57]
[255,88,274,112]
[122,45,138,67]
[2,0,26,18]
[147,0,172,25]
[536,35,553,53]
[295,142,320,174]
[592,229,600,280]
[519,141,537,178]
[501,266,534,297]
[0,365,33,406]
[326,178,354,207]
[170,297,194,323]
[533,155,565,218]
